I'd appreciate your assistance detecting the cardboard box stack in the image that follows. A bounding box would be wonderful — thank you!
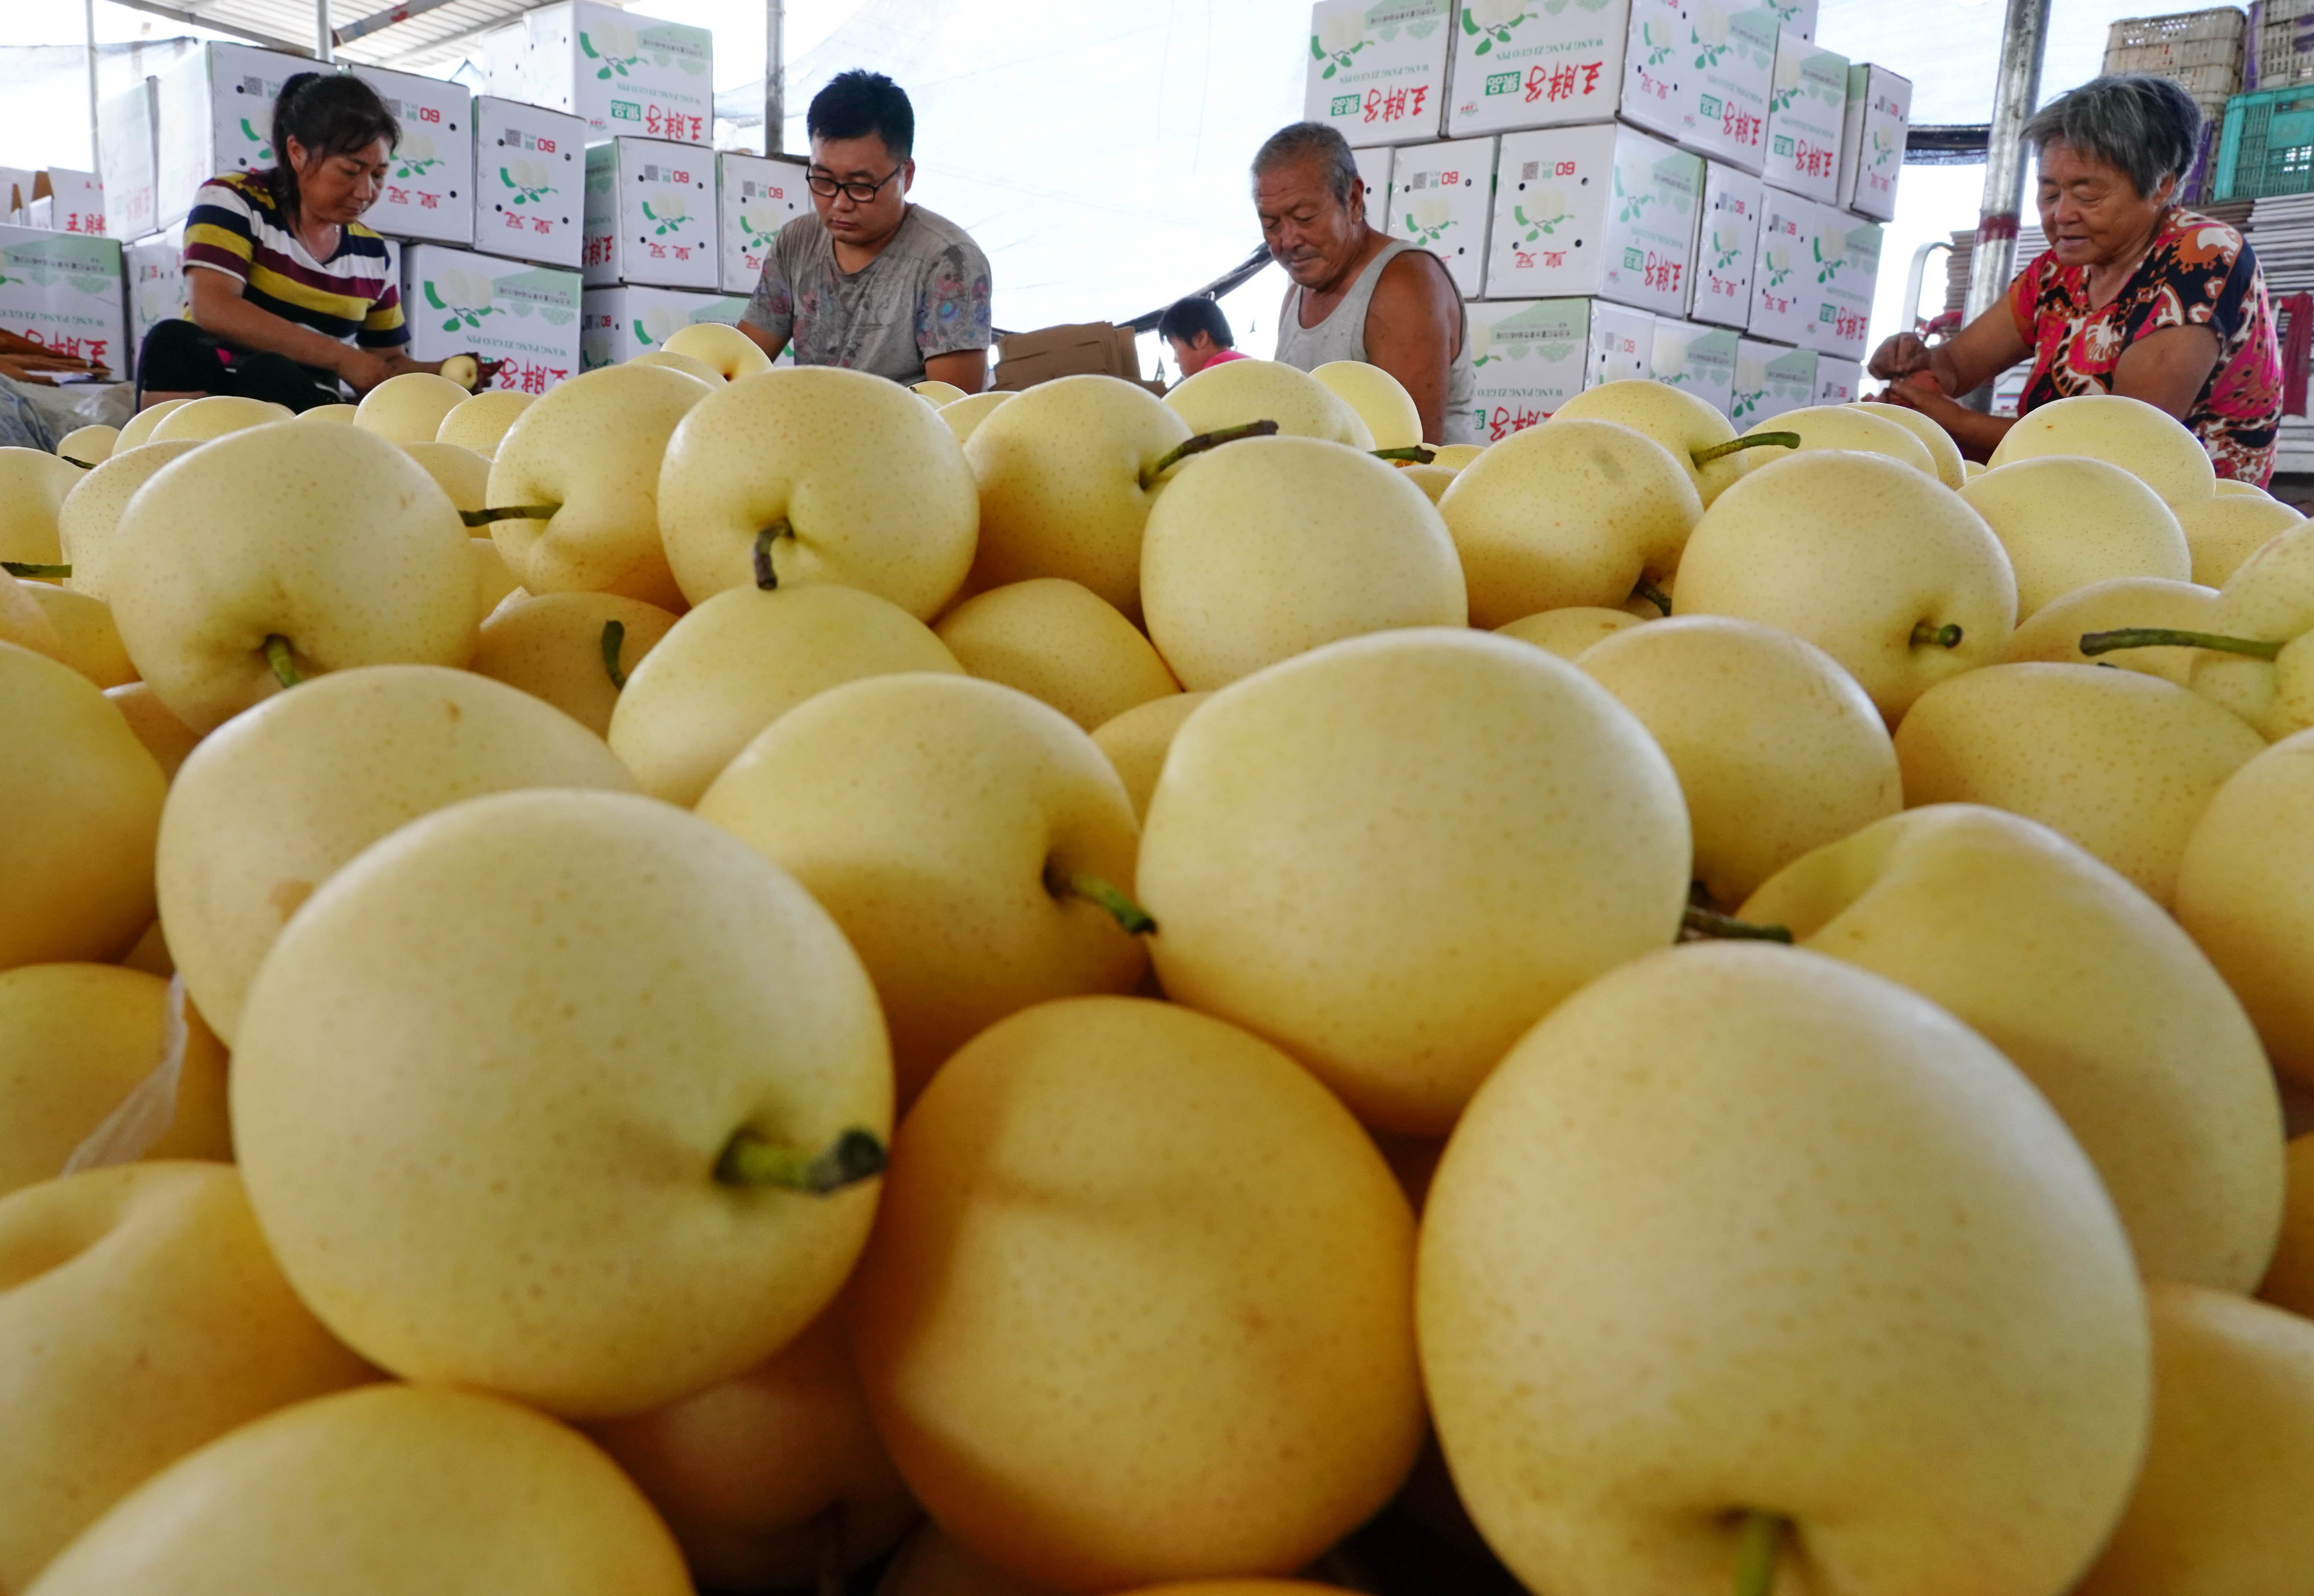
[0,225,128,379]
[475,97,588,271]
[481,0,715,145]
[401,244,583,395]
[717,152,808,295]
[348,66,475,246]
[1299,0,1901,440]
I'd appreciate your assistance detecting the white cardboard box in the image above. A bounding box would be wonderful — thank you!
[347,66,475,246]
[474,97,587,268]
[1388,137,1495,298]
[401,242,583,393]
[1463,298,1588,440]
[579,284,754,368]
[0,224,127,377]
[99,82,156,240]
[582,137,716,289]
[717,151,807,295]
[1306,0,1452,147]
[1447,0,1637,137]
[154,42,311,231]
[1840,63,1911,222]
[26,171,107,238]
[493,1,714,146]
[1353,145,1394,222]
[1690,160,1761,328]
[1732,337,1817,424]
[1652,316,1739,416]
[1813,353,1861,405]
[1768,0,1817,41]
[1679,1,1779,172]
[1589,297,1657,384]
[126,226,185,374]
[1615,0,1689,143]
[1798,205,1879,360]
[0,168,35,222]
[1746,185,1817,343]
[1763,34,1849,203]
[1486,121,1700,314]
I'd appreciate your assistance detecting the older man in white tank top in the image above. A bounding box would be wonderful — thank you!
[1254,122,1479,446]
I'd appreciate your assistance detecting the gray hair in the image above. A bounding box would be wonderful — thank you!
[1252,121,1361,208]
[2021,74,2202,200]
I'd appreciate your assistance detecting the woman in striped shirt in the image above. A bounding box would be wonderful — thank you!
[137,72,485,413]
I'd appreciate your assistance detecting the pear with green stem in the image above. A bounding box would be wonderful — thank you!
[468,591,677,738]
[1551,379,1796,505]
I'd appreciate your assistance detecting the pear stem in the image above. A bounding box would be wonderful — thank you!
[1910,621,1964,649]
[1141,420,1281,488]
[1694,431,1801,464]
[1683,905,1792,943]
[715,1127,886,1193]
[2,561,69,579]
[1373,444,1438,464]
[263,634,302,689]
[2079,626,2282,661]
[59,455,97,470]
[1733,1512,1787,1596]
[460,503,559,527]
[600,620,628,689]
[1632,578,1673,616]
[753,520,790,590]
[1053,869,1157,935]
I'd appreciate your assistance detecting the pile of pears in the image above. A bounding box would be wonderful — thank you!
[9,329,2314,1596]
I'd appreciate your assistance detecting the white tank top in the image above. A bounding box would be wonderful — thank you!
[1273,238,1479,446]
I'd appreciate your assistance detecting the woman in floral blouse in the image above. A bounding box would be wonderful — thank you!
[1871,74,2282,485]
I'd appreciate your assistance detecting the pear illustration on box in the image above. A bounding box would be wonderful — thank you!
[394,129,441,182]
[634,301,687,349]
[1513,187,1572,240]
[583,19,643,78]
[1313,7,1367,76]
[500,156,554,207]
[426,268,497,333]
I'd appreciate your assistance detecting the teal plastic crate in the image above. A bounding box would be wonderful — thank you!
[2216,83,2314,199]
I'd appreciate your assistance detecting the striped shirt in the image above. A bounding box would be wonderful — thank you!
[183,172,408,349]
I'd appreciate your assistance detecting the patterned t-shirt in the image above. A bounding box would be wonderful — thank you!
[2007,209,2281,484]
[182,172,409,349]
[740,204,991,384]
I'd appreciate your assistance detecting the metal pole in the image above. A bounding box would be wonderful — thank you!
[318,0,335,63]
[765,0,784,155]
[84,0,102,182]
[1962,0,2051,410]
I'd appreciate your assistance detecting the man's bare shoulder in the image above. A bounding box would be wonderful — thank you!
[1374,245,1459,309]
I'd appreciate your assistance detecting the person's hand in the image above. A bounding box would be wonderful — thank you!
[1878,372,1974,428]
[336,346,394,394]
[1868,331,1936,383]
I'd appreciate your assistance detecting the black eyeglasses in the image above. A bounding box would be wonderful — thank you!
[805,165,903,204]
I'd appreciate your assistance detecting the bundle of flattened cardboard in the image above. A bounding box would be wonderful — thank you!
[995,322,1160,394]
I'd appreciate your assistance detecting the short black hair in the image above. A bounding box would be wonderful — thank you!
[808,70,914,162]
[268,72,399,217]
[1158,297,1234,349]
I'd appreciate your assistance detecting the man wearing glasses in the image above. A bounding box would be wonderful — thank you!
[738,70,993,391]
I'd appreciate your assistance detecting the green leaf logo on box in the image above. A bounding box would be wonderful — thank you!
[236,120,276,163]
[641,189,691,236]
[393,128,442,181]
[1462,0,1534,57]
[423,266,497,333]
[1312,8,1368,78]
[1691,5,1733,69]
[499,156,553,205]
[1513,187,1571,241]
[1613,158,1654,225]
[580,20,643,81]
[1402,192,1457,245]
[1813,223,1847,284]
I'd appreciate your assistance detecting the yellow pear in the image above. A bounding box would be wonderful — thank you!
[665,318,774,379]
[1896,663,2265,906]
[292,401,357,424]
[1418,942,2150,1596]
[2176,728,2314,1087]
[1743,804,2284,1292]
[611,583,962,807]
[106,424,480,733]
[231,789,892,1418]
[1738,402,1935,476]
[1673,450,2018,721]
[583,1300,916,1592]
[1140,629,1688,1134]
[697,672,1145,1103]
[401,438,490,512]
[0,964,231,1197]
[485,362,713,609]
[0,1163,374,1591]
[2001,575,2218,685]
[103,681,202,778]
[118,917,172,977]
[352,369,471,445]
[1960,456,2192,618]
[1438,418,1702,625]
[1138,436,1465,690]
[1429,442,1483,470]
[1311,360,1423,450]
[2172,519,2314,740]
[469,535,522,616]
[878,1523,1067,1596]
[2219,477,2275,497]
[2073,1283,2314,1596]
[1495,605,1644,658]
[1551,379,1750,504]
[157,663,637,1043]
[438,354,479,390]
[55,424,116,465]
[630,347,724,384]
[0,643,164,970]
[1091,691,1212,822]
[148,395,291,443]
[1162,358,1374,450]
[2264,1135,2314,1317]
[113,398,187,451]
[1858,399,1969,489]
[852,997,1424,1594]
[658,366,981,617]
[25,584,134,687]
[940,389,1011,445]
[471,589,679,737]
[56,440,203,602]
[2175,492,2304,586]
[0,446,76,568]
[961,374,1191,612]
[1399,461,1456,501]
[435,387,534,456]
[1992,392,2216,507]
[22,1384,690,1596]
[913,378,967,405]
[0,569,63,658]
[1577,616,1901,907]
[937,578,1179,731]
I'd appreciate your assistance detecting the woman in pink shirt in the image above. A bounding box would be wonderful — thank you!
[1159,296,1248,379]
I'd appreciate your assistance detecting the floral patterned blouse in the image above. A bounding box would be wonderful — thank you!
[2006,209,2283,485]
